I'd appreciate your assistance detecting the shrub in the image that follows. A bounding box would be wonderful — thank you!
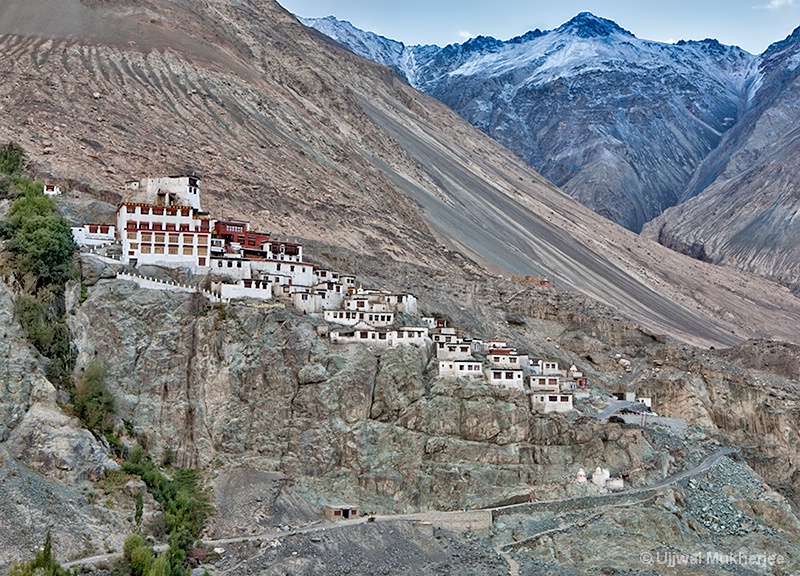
[0,142,26,175]
[74,358,116,436]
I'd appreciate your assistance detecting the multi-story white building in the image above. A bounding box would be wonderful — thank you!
[117,202,212,271]
[438,360,485,378]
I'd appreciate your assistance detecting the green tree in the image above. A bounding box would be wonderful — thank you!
[147,553,169,576]
[10,531,74,576]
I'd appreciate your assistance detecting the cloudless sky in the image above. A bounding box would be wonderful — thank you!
[276,0,800,54]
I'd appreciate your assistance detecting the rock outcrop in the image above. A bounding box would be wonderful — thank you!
[0,282,124,570]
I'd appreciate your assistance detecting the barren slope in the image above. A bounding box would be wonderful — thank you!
[0,0,798,346]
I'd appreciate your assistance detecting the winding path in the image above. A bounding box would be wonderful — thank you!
[62,447,739,571]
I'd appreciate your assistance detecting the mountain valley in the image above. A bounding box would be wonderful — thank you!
[303,12,800,293]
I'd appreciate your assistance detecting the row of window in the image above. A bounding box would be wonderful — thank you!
[127,232,209,245]
[532,378,560,386]
[535,395,571,403]
[135,244,209,256]
[492,371,522,380]
[128,220,199,232]
[126,206,192,217]
[441,363,482,371]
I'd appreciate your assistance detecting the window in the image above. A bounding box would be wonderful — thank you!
[152,223,162,230]
[155,234,165,243]
[166,223,176,231]
[127,231,137,240]
[493,372,501,380]
[198,247,207,256]
[169,234,179,244]
[183,247,193,255]
[217,261,223,267]
[505,372,513,380]
[198,258,206,266]
[141,244,151,254]
[549,396,558,402]
[197,236,208,245]
[130,243,138,250]
[169,246,178,255]
[142,233,152,242]
[154,245,164,254]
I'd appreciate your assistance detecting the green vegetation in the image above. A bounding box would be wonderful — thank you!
[122,447,211,576]
[74,358,116,436]
[10,531,75,576]
[0,142,77,389]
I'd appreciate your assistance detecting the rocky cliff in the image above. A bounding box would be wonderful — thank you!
[0,281,128,569]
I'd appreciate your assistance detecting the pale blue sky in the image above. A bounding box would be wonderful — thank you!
[276,0,800,54]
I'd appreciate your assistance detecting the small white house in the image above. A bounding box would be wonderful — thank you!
[531,393,574,413]
[436,342,474,360]
[532,360,563,376]
[71,224,116,247]
[486,368,524,389]
[529,375,560,393]
[438,360,484,378]
[43,183,61,196]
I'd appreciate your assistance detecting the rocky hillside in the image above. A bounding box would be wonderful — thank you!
[2,1,800,572]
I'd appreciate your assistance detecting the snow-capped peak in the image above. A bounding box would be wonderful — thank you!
[555,12,635,39]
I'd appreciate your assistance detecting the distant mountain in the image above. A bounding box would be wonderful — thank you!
[643,26,800,292]
[300,12,759,232]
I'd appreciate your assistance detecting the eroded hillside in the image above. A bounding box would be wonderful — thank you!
[0,0,798,347]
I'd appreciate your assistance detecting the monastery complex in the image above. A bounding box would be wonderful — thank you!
[70,176,588,414]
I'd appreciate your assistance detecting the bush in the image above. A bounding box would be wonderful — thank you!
[0,147,78,390]
[0,142,26,175]
[124,534,153,576]
[122,454,211,576]
[74,358,116,436]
